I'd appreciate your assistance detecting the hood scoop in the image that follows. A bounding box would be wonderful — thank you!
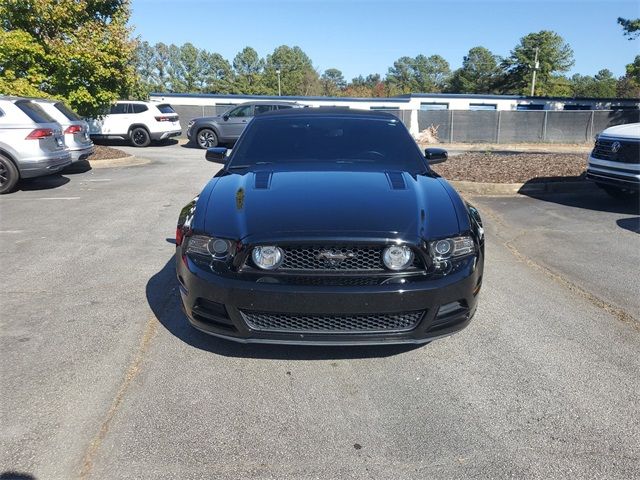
[254,171,273,189]
[386,172,406,190]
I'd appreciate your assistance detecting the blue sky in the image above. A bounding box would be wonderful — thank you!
[131,0,639,79]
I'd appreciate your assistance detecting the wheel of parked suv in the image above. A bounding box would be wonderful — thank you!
[130,127,151,147]
[197,128,218,149]
[598,184,639,201]
[0,154,19,194]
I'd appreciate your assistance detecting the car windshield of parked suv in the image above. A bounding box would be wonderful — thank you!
[54,102,82,121]
[15,100,57,123]
[229,116,427,172]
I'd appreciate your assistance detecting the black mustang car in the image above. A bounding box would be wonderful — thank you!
[176,108,484,345]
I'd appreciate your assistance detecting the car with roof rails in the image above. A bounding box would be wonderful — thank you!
[88,100,181,147]
[176,108,484,345]
[186,100,304,149]
[0,96,71,194]
[586,123,640,199]
[32,98,94,163]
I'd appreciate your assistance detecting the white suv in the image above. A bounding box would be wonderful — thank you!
[88,101,181,147]
[586,123,639,199]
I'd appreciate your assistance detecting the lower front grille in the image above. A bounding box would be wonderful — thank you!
[240,310,424,334]
[592,139,640,164]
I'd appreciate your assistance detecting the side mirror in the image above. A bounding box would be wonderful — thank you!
[425,147,448,165]
[205,147,228,164]
[222,114,229,121]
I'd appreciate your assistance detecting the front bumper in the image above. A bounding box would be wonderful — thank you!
[150,129,182,141]
[176,254,483,345]
[19,152,73,179]
[586,156,640,191]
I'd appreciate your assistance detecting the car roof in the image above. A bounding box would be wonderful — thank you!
[252,107,399,121]
[236,100,301,106]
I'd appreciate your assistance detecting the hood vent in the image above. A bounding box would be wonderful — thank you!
[254,171,272,189]
[386,172,406,190]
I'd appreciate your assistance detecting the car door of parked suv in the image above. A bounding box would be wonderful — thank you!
[221,104,254,139]
[102,103,132,135]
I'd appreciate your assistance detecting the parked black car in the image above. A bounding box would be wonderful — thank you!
[186,100,303,149]
[176,108,484,345]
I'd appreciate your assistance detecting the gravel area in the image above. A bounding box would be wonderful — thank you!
[91,145,129,161]
[432,152,587,183]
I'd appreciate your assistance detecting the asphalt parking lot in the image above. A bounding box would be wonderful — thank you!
[1,141,639,479]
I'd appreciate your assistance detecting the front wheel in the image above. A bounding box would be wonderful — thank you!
[0,154,19,194]
[598,184,639,201]
[196,128,218,149]
[130,127,151,147]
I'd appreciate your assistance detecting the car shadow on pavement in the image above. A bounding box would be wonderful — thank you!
[617,217,640,234]
[519,180,640,216]
[0,471,36,480]
[17,174,70,192]
[147,255,423,360]
[62,160,92,174]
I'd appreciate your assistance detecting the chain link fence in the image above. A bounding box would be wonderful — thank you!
[417,109,640,143]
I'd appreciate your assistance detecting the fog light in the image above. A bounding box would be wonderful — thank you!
[252,246,284,270]
[382,245,414,271]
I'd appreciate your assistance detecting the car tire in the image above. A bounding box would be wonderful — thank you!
[0,154,19,194]
[130,127,151,147]
[196,128,218,149]
[598,184,639,201]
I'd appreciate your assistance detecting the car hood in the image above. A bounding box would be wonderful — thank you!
[201,169,462,243]
[600,122,640,140]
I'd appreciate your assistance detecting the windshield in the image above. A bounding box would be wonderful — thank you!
[54,102,82,121]
[229,116,427,172]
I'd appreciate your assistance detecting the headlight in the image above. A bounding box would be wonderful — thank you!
[382,245,414,271]
[430,236,475,261]
[252,246,284,270]
[185,235,235,261]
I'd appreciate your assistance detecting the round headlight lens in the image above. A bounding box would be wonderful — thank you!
[434,239,452,257]
[252,246,284,270]
[382,245,414,271]
[208,238,231,257]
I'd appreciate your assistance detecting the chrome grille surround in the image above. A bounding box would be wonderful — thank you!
[240,310,425,333]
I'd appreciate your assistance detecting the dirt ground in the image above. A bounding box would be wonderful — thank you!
[432,152,587,183]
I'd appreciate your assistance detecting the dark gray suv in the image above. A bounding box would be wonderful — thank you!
[186,101,303,148]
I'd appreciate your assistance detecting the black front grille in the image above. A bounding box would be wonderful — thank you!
[241,311,424,333]
[592,139,640,164]
[277,245,423,272]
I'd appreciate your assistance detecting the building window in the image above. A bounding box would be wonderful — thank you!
[563,104,591,110]
[517,104,544,111]
[469,103,497,111]
[610,105,639,110]
[420,103,449,111]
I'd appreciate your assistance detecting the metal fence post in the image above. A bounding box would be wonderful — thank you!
[542,111,548,142]
[588,110,595,142]
[496,111,502,144]
[449,110,454,143]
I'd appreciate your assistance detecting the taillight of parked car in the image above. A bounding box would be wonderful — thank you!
[25,128,54,139]
[155,116,175,122]
[64,125,83,134]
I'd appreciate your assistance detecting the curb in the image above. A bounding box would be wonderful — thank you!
[450,179,595,196]
[89,155,150,169]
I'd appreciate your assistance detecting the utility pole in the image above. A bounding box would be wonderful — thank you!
[276,69,281,96]
[530,47,539,96]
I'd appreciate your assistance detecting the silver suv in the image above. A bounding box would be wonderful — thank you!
[0,97,71,194]
[186,101,303,148]
[33,99,94,162]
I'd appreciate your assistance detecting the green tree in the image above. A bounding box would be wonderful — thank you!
[500,30,574,96]
[617,55,640,97]
[320,68,346,96]
[232,47,265,94]
[386,56,415,94]
[386,55,450,94]
[264,45,318,95]
[202,52,235,94]
[570,70,617,97]
[618,17,640,39]
[0,0,138,116]
[448,46,501,93]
